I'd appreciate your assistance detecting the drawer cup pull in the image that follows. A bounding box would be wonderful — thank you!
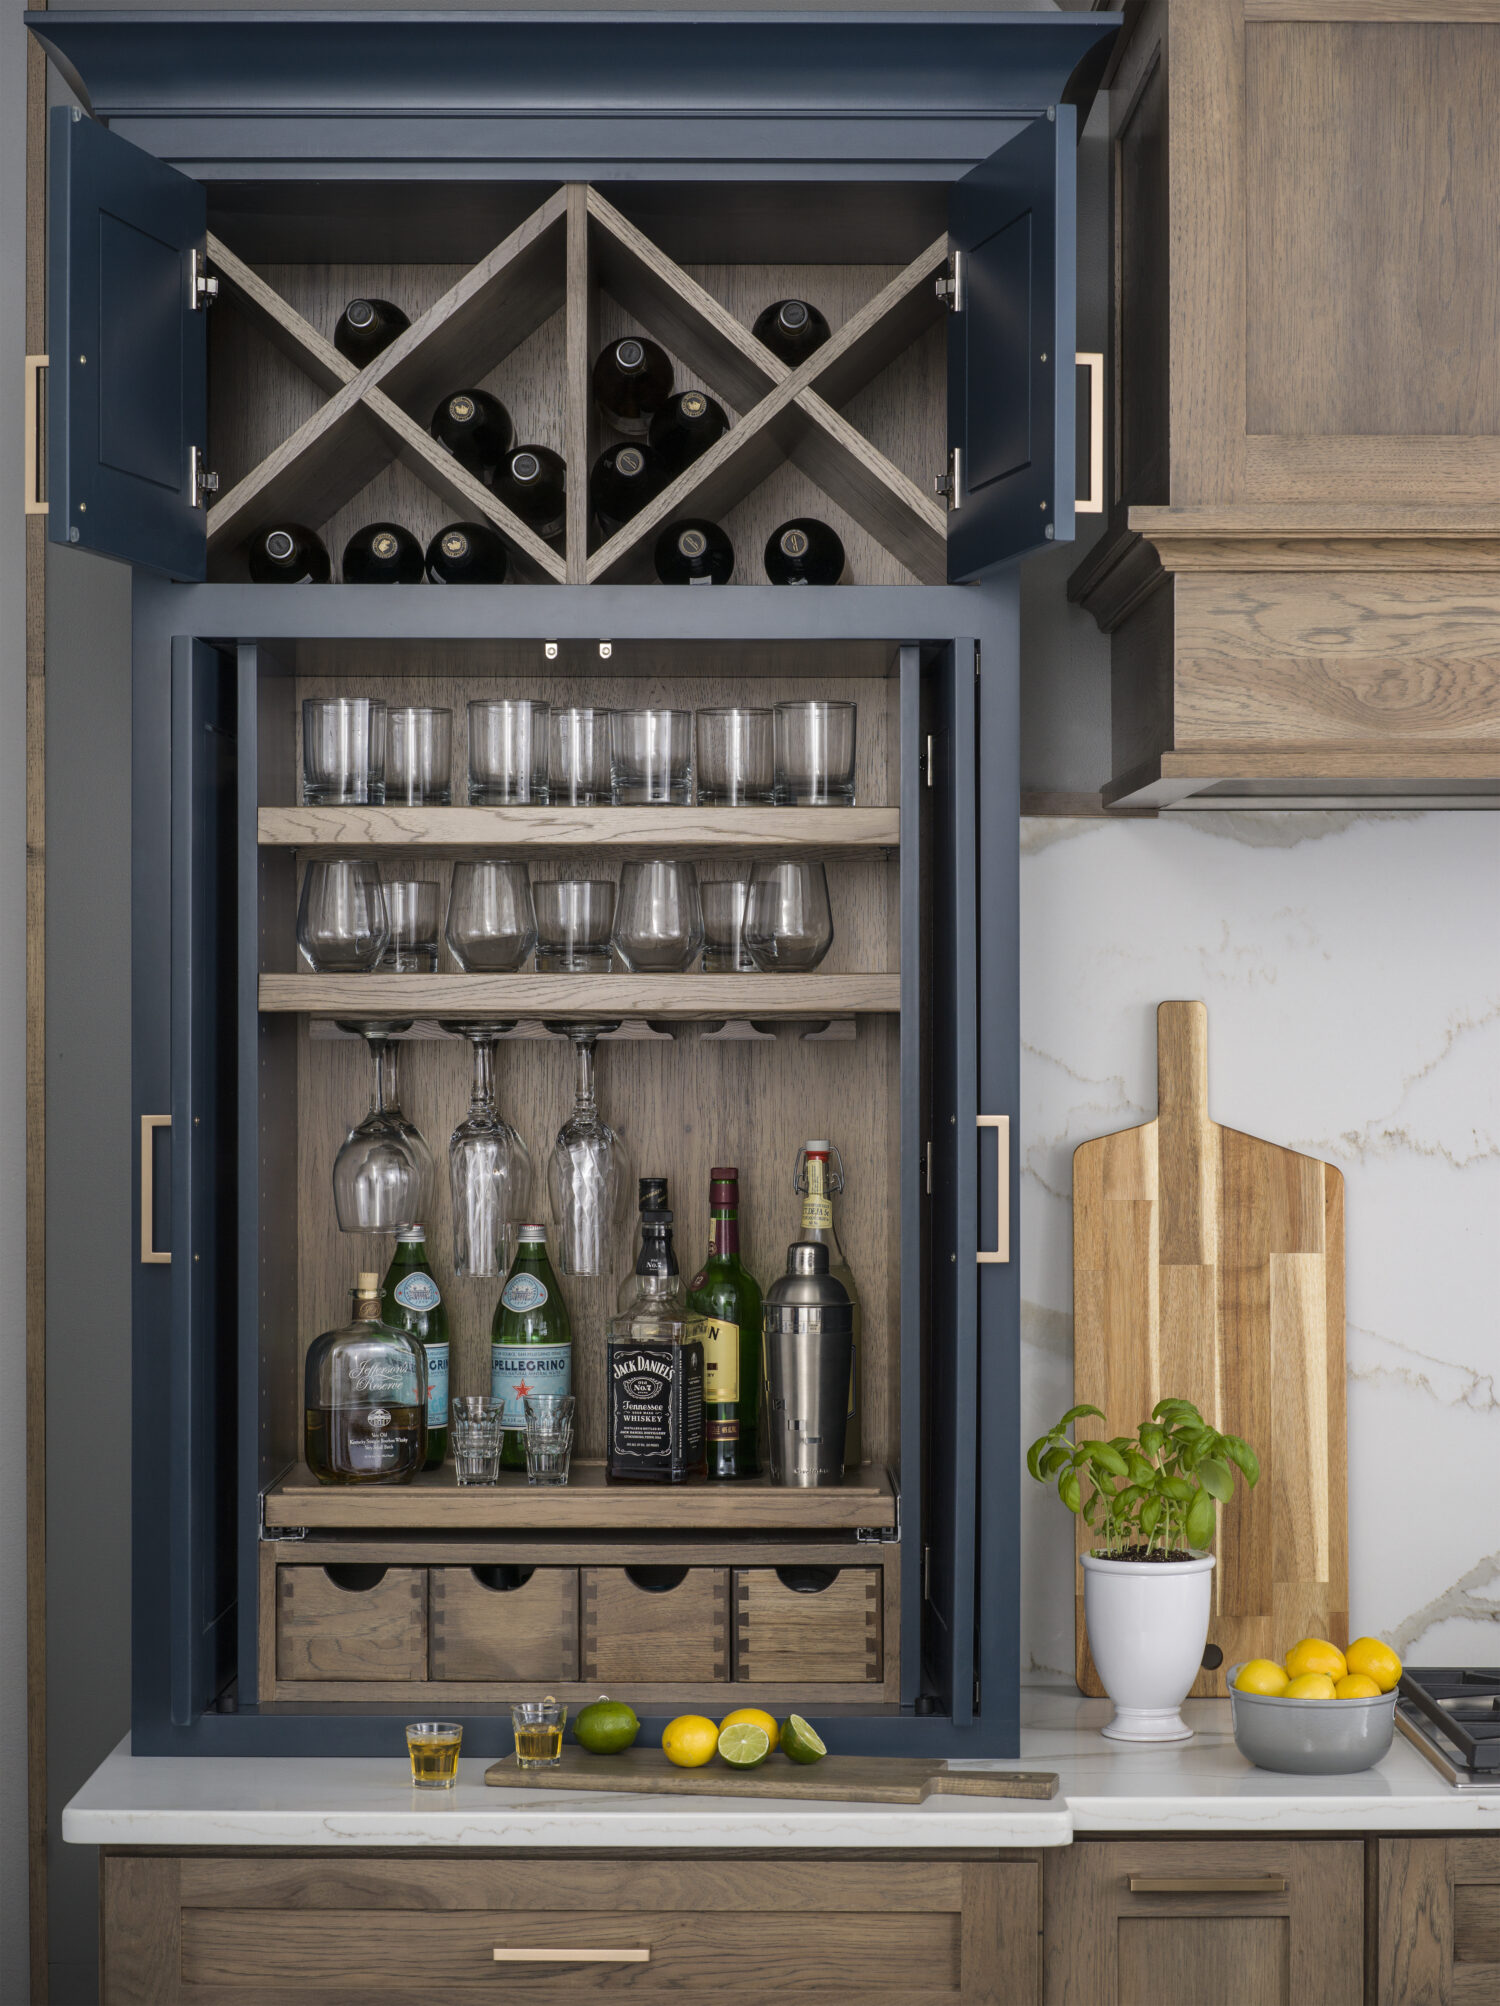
[493,1948,651,1963]
[1128,1875,1287,1895]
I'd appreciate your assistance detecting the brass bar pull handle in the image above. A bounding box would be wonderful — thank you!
[1075,352,1104,514]
[25,355,48,515]
[1128,1876,1287,1895]
[140,1115,171,1265]
[976,1114,1010,1265]
[492,1949,650,1964]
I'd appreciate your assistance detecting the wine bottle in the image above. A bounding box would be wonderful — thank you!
[752,298,831,367]
[793,1140,862,1467]
[491,1224,572,1469]
[654,519,734,586]
[593,335,673,436]
[648,389,729,474]
[617,1177,671,1313]
[686,1167,763,1480]
[492,446,567,541]
[247,523,331,584]
[425,521,510,584]
[381,1227,449,1470]
[341,523,426,584]
[590,443,666,536]
[429,388,513,482]
[764,517,845,586]
[334,297,410,366]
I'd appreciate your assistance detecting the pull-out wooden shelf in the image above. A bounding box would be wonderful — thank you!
[259,804,900,856]
[259,972,900,1016]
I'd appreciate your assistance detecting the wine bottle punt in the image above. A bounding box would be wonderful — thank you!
[492,447,567,541]
[425,521,510,584]
[429,388,513,482]
[648,389,729,474]
[334,297,410,365]
[247,523,331,584]
[341,522,426,584]
[593,335,674,437]
[654,518,734,585]
[590,442,666,536]
[752,298,831,367]
[764,517,846,586]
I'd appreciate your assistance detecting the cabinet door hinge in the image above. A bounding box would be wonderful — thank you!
[934,446,962,511]
[190,444,220,509]
[190,248,219,310]
[935,250,966,313]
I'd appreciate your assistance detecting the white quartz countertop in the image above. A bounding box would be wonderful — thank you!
[64,1692,1496,1850]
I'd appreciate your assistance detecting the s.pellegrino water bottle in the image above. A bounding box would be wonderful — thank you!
[491,1225,572,1468]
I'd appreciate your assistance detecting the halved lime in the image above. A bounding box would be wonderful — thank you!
[717,1721,771,1769]
[573,1698,640,1755]
[779,1714,827,1765]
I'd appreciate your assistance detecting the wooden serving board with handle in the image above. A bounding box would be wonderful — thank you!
[486,1746,1058,1803]
[1072,1001,1347,1698]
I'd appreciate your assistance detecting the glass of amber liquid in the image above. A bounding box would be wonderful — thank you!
[512,1697,567,1767]
[405,1721,463,1789]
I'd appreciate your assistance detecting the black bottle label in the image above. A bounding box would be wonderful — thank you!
[608,1340,704,1479]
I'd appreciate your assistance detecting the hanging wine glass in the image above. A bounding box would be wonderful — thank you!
[332,1020,434,1234]
[439,1019,532,1278]
[545,1021,628,1276]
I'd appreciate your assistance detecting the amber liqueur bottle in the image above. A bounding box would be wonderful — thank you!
[304,1271,427,1485]
[334,297,410,365]
[607,1209,706,1484]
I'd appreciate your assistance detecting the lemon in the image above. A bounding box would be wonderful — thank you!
[661,1715,720,1768]
[1284,1672,1337,1700]
[1345,1637,1402,1693]
[1235,1659,1290,1697]
[1284,1637,1347,1683]
[573,1698,640,1755]
[1334,1673,1382,1699]
[719,1707,780,1753]
[779,1714,827,1765]
[717,1722,771,1769]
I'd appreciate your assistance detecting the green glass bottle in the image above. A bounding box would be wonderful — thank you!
[686,1167,763,1479]
[381,1226,449,1470]
[491,1223,572,1469]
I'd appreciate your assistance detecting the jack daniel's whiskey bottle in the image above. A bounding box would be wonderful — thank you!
[607,1209,705,1483]
[304,1272,427,1485]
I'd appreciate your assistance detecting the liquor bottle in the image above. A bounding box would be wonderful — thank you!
[607,1209,706,1484]
[493,447,567,541]
[334,297,410,365]
[765,518,845,586]
[686,1167,763,1480]
[491,1224,572,1469]
[590,443,667,537]
[617,1176,670,1313]
[654,519,734,586]
[304,1271,427,1485]
[341,523,426,584]
[593,335,674,436]
[425,521,510,584]
[752,298,831,367]
[648,389,729,474]
[247,523,331,584]
[793,1140,863,1467]
[429,388,513,482]
[381,1227,449,1469]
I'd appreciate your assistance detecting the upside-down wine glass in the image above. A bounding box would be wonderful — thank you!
[332,1020,435,1234]
[545,1022,628,1277]
[440,1020,533,1278]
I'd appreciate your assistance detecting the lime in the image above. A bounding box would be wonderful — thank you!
[574,1698,640,1755]
[779,1714,827,1765]
[717,1722,771,1769]
[662,1715,720,1768]
[719,1707,780,1753]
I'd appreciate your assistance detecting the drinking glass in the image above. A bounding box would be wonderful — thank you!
[611,859,704,973]
[773,699,857,806]
[742,860,835,971]
[449,1395,505,1485]
[406,1722,463,1788]
[296,858,388,972]
[698,862,756,973]
[302,697,386,806]
[547,1024,627,1276]
[387,704,452,805]
[332,1021,435,1234]
[523,1393,575,1486]
[511,1698,567,1768]
[468,699,550,805]
[610,708,693,805]
[695,707,773,805]
[549,706,614,806]
[445,860,537,972]
[533,879,616,973]
[441,1021,532,1278]
[375,877,441,972]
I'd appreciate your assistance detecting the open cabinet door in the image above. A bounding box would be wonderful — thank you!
[946,106,1077,579]
[48,106,208,578]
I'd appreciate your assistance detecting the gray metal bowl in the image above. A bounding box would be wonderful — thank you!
[1227,1663,1397,1774]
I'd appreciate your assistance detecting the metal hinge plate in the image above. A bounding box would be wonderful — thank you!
[934,446,962,511]
[935,250,966,313]
[190,248,219,310]
[190,444,219,509]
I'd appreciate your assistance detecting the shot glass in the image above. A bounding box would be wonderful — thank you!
[523,1393,575,1486]
[695,707,773,805]
[610,708,693,805]
[468,699,550,805]
[406,1721,463,1789]
[387,704,452,805]
[742,859,835,971]
[611,859,704,973]
[533,878,616,973]
[449,1395,505,1485]
[302,697,386,805]
[376,877,441,972]
[773,699,857,806]
[296,858,388,972]
[446,860,538,972]
[511,1697,567,1767]
[549,706,614,806]
[698,862,756,973]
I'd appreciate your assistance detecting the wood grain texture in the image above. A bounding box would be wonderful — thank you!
[275,1564,427,1682]
[260,803,899,856]
[428,1564,580,1682]
[263,971,900,1016]
[102,1857,182,2006]
[734,1566,882,1684]
[1116,1918,1289,2006]
[565,183,596,583]
[1072,1003,1346,1697]
[484,1746,1058,1804]
[1376,1838,1500,2006]
[582,1566,730,1683]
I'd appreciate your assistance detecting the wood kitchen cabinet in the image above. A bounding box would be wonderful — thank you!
[1375,1837,1500,2005]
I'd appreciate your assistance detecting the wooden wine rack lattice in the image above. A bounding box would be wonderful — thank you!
[205,183,950,583]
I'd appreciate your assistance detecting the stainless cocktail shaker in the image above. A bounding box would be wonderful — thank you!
[762,1242,853,1486]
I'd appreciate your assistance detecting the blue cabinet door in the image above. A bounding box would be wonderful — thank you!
[48,106,208,579]
[947,106,1078,579]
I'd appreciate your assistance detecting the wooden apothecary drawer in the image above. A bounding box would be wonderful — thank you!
[429,1565,579,1682]
[581,1566,729,1684]
[275,1564,426,1683]
[734,1564,883,1683]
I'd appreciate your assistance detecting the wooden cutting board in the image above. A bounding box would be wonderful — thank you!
[1072,1001,1347,1698]
[486,1746,1058,1803]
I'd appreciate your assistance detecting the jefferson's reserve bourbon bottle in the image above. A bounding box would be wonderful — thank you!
[304,1272,427,1485]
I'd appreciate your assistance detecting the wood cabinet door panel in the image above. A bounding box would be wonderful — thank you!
[1377,1837,1500,2006]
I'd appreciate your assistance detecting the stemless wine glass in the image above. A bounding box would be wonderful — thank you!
[546,1023,628,1277]
[376,877,441,972]
[698,861,756,973]
[446,860,537,972]
[302,697,387,805]
[549,707,614,806]
[773,699,857,806]
[468,699,550,805]
[695,707,773,805]
[742,860,835,971]
[296,859,389,972]
[610,709,693,805]
[533,879,616,973]
[387,705,452,805]
[440,1021,532,1278]
[610,860,704,972]
[332,1021,435,1233]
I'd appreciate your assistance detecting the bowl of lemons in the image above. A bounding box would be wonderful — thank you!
[1228,1637,1402,1774]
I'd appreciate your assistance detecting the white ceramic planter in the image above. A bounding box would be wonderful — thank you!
[1081,1551,1216,1742]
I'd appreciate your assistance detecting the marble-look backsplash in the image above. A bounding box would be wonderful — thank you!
[1019,812,1500,1682]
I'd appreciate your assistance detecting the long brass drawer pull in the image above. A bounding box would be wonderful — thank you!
[25,355,48,515]
[493,1948,650,1963]
[140,1115,171,1265]
[1128,1875,1287,1895]
[976,1114,1010,1264]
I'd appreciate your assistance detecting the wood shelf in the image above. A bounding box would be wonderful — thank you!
[258,804,900,856]
[259,972,900,1016]
[263,1462,898,1533]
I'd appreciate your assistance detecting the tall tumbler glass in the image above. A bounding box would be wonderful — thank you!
[549,707,614,806]
[468,699,550,805]
[611,860,704,972]
[698,861,756,973]
[296,858,389,971]
[302,697,386,805]
[445,860,537,972]
[610,708,693,805]
[533,879,616,973]
[695,707,773,805]
[387,705,452,805]
[773,699,857,806]
[742,860,835,971]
